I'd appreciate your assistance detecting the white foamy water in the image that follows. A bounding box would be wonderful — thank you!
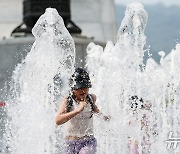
[2,2,180,154]
[86,2,180,154]
[3,8,75,154]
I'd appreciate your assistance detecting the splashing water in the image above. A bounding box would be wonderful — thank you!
[3,8,75,154]
[86,2,180,154]
[2,2,180,154]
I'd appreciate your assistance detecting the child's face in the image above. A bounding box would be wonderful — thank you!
[73,88,89,101]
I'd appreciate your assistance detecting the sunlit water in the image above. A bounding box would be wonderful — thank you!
[2,8,75,154]
[86,2,180,154]
[2,2,180,154]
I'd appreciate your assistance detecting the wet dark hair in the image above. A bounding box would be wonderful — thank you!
[70,68,92,90]
[67,68,94,113]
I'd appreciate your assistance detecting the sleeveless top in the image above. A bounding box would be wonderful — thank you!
[64,94,94,137]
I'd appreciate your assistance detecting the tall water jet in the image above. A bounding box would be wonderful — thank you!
[2,2,180,154]
[87,2,180,154]
[3,8,75,154]
[86,2,148,153]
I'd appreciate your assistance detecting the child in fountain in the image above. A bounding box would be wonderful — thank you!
[56,68,109,154]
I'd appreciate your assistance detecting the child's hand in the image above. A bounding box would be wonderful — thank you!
[76,101,87,113]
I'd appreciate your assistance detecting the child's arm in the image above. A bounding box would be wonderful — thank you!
[55,98,86,125]
[91,94,110,121]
